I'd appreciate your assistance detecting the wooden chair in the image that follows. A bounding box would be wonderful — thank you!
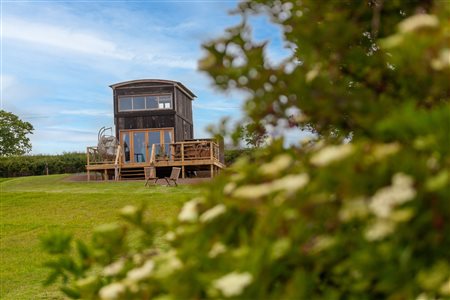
[164,167,181,186]
[144,166,158,186]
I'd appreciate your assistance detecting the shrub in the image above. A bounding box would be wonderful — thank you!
[43,1,450,299]
[0,152,86,177]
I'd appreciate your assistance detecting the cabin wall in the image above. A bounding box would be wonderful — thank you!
[175,88,193,122]
[115,112,176,137]
[175,115,194,141]
[113,82,194,142]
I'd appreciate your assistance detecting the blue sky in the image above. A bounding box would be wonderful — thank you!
[1,0,293,154]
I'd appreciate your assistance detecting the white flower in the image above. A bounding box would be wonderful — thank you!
[380,34,404,49]
[431,48,450,70]
[213,271,253,297]
[164,231,176,242]
[178,199,199,222]
[259,154,293,176]
[398,14,439,33]
[76,276,98,290]
[310,235,336,254]
[103,259,125,276]
[126,260,155,282]
[310,144,354,167]
[440,277,450,296]
[339,197,369,222]
[369,173,416,218]
[372,143,400,160]
[232,183,273,199]
[306,64,321,82]
[208,242,227,258]
[365,220,395,241]
[120,205,138,218]
[200,204,226,223]
[223,182,237,195]
[232,173,309,200]
[270,238,291,260]
[154,251,183,278]
[270,174,309,194]
[99,282,126,300]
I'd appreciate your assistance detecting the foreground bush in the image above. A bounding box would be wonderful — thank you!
[43,1,450,299]
[0,152,85,177]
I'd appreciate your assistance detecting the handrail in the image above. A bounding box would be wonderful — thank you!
[87,140,221,166]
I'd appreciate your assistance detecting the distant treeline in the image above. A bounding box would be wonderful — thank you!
[0,150,252,178]
[224,148,254,166]
[0,153,86,177]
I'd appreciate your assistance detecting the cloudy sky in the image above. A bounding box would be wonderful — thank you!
[1,0,291,154]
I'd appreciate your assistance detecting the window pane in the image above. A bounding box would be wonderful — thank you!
[133,132,146,163]
[159,95,172,109]
[149,131,161,157]
[146,96,158,109]
[119,97,132,111]
[164,130,173,157]
[133,97,145,110]
[123,133,131,163]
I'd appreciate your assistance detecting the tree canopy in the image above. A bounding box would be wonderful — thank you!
[0,110,34,156]
[43,1,450,299]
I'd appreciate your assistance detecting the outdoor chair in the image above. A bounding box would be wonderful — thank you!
[144,166,158,186]
[164,167,181,186]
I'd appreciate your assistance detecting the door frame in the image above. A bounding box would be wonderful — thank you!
[119,128,174,164]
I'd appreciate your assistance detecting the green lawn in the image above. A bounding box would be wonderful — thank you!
[0,174,201,299]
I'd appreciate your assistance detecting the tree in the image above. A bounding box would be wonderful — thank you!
[237,122,269,148]
[0,110,34,156]
[43,1,450,299]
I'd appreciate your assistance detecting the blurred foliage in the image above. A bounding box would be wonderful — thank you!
[0,152,86,177]
[224,148,254,166]
[43,1,450,299]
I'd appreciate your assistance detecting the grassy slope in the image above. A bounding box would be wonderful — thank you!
[0,175,201,299]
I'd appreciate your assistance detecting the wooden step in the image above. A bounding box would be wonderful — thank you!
[120,167,145,180]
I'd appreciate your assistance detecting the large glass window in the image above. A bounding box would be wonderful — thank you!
[134,97,145,110]
[159,95,172,109]
[118,94,172,112]
[119,97,132,111]
[146,96,158,109]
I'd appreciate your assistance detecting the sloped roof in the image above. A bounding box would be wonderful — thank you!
[109,79,196,99]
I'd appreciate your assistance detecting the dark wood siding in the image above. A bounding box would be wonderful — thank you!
[112,80,194,142]
[175,88,193,121]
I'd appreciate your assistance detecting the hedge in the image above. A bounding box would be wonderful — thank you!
[0,152,86,177]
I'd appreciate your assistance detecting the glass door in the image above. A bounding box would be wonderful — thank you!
[148,131,161,162]
[133,132,147,163]
[120,128,174,164]
[122,132,131,163]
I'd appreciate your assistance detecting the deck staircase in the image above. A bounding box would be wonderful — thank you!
[119,167,145,180]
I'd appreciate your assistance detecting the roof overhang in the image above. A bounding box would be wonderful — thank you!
[109,79,196,99]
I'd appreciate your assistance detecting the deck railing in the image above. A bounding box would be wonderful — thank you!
[86,146,116,165]
[87,140,221,166]
[150,140,220,163]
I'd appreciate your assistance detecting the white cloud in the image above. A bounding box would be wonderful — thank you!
[146,54,197,70]
[3,17,133,60]
[60,109,112,117]
[1,74,16,92]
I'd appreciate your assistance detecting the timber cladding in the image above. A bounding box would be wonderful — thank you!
[110,79,195,142]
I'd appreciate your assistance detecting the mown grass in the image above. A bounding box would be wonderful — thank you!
[0,174,201,299]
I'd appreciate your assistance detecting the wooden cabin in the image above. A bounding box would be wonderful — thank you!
[86,79,224,180]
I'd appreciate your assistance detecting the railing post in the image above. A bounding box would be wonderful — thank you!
[86,147,90,182]
[210,141,213,162]
[181,143,185,178]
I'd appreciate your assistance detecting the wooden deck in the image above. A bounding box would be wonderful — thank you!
[86,140,225,181]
